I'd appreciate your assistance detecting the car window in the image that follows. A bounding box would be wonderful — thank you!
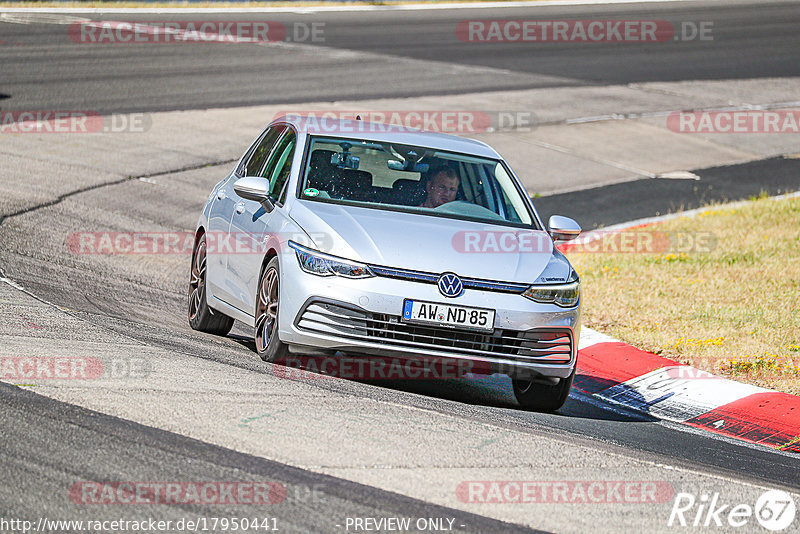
[493,164,528,223]
[299,136,535,227]
[243,126,284,177]
[263,129,296,203]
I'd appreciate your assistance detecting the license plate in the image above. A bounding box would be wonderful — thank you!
[401,299,495,332]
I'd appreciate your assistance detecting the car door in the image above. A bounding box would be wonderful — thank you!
[206,126,283,307]
[205,173,238,304]
[226,126,297,316]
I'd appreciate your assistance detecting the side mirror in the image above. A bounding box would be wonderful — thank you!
[548,215,581,242]
[234,176,274,211]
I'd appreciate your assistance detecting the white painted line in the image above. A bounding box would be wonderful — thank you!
[0,276,25,292]
[0,12,89,24]
[578,326,617,349]
[657,170,700,180]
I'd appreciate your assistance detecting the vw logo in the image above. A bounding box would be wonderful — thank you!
[437,272,463,298]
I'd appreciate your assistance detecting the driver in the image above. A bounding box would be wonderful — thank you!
[421,167,459,208]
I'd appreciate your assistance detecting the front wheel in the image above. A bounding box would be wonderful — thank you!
[255,257,290,363]
[188,234,234,336]
[512,367,575,412]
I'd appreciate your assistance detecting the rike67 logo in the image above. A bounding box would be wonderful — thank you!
[668,490,796,531]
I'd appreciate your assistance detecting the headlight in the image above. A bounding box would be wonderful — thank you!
[522,281,580,307]
[288,241,374,279]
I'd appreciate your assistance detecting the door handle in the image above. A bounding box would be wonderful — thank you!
[235,202,246,214]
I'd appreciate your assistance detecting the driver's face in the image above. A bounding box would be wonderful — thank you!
[425,172,459,208]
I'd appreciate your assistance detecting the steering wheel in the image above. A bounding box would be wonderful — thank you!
[433,201,505,221]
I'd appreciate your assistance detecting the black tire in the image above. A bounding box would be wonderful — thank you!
[512,367,575,412]
[188,234,234,336]
[254,257,290,363]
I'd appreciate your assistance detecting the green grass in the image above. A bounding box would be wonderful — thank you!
[568,195,800,395]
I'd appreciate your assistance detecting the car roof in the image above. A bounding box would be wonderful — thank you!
[271,114,501,159]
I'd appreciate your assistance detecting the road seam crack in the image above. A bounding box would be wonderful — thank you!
[0,157,236,227]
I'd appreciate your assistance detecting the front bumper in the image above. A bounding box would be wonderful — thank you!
[278,253,581,380]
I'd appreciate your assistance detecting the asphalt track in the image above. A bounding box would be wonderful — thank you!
[0,381,533,533]
[1,148,799,530]
[0,0,798,113]
[2,0,800,532]
[535,156,800,228]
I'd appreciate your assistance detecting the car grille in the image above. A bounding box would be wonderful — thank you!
[295,301,573,364]
[367,265,529,294]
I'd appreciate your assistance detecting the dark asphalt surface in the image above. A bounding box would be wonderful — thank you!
[535,156,800,229]
[0,382,539,533]
[1,0,799,113]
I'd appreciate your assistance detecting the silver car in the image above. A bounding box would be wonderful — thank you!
[189,116,582,411]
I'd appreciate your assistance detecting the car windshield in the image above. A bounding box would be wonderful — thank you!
[299,136,536,227]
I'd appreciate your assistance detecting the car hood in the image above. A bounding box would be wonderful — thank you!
[289,201,571,284]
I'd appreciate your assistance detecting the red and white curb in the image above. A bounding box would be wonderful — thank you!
[575,328,800,452]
